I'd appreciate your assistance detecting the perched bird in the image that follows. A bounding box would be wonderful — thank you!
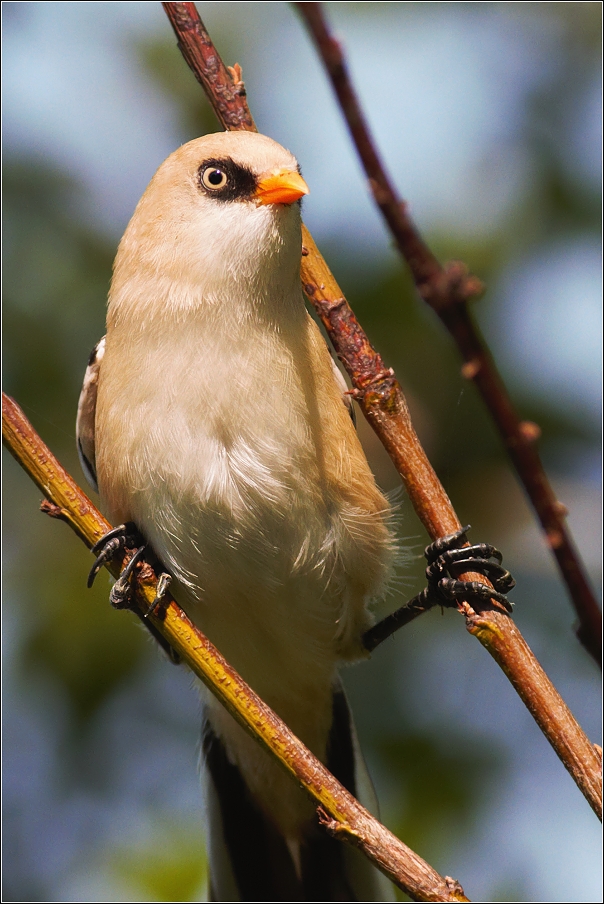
[77,131,397,901]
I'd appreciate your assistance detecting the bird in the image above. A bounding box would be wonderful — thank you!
[76,130,398,902]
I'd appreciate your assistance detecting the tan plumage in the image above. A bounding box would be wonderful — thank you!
[79,131,395,900]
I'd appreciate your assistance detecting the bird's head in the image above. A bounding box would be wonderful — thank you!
[112,132,309,315]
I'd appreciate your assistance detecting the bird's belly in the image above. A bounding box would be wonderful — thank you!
[98,367,351,651]
[136,430,356,688]
[128,433,352,835]
[95,327,392,833]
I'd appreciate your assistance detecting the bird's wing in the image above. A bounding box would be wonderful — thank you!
[330,356,356,426]
[76,336,105,493]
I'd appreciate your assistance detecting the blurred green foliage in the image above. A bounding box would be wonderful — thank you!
[108,826,208,902]
[3,162,150,726]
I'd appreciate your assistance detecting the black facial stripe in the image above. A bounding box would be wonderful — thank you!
[197,156,258,202]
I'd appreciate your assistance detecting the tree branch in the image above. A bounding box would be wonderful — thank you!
[294,1,601,667]
[161,0,602,820]
[2,391,470,903]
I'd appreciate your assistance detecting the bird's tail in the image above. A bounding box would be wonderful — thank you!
[203,683,395,902]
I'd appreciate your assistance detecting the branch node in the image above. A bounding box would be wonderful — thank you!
[519,420,542,442]
[547,530,564,550]
[368,176,390,205]
[445,260,485,303]
[445,876,467,899]
[418,261,484,312]
[314,294,348,316]
[227,63,246,95]
[40,499,69,521]
[461,358,482,380]
[352,369,402,415]
[316,804,343,836]
[465,611,506,642]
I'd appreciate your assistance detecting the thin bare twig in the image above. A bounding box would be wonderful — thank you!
[295,1,601,667]
[162,2,256,131]
[161,0,602,820]
[2,392,469,903]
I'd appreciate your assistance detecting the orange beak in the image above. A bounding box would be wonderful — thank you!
[254,169,309,206]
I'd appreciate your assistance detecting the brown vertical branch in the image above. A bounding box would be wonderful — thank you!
[158,0,602,820]
[300,228,458,540]
[295,1,601,667]
[2,392,470,903]
[163,1,256,130]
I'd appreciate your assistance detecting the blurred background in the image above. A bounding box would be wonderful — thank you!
[2,2,601,901]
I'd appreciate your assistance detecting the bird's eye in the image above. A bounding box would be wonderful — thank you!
[201,167,228,191]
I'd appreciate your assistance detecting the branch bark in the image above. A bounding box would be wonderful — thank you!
[295,1,601,667]
[2,391,469,903]
[161,0,602,820]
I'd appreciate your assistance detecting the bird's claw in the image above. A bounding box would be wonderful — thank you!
[424,525,515,613]
[362,525,515,652]
[88,521,149,610]
[88,535,121,588]
[108,545,148,609]
[87,524,179,662]
[143,572,181,664]
[87,522,144,588]
[144,572,172,618]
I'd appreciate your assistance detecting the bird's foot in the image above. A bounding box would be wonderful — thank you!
[363,525,515,652]
[108,545,148,609]
[87,522,145,589]
[87,524,181,664]
[141,572,180,663]
[424,525,515,613]
[144,571,172,618]
[88,522,148,609]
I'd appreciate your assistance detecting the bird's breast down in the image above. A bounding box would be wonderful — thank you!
[98,310,392,641]
[95,302,394,830]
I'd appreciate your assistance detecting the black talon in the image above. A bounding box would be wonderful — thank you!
[363,524,516,652]
[425,526,470,561]
[85,520,183,666]
[87,522,144,588]
[91,523,128,557]
[86,525,181,664]
[87,536,122,587]
[145,572,172,618]
[422,526,515,612]
[426,555,515,595]
[109,545,147,609]
[431,544,503,566]
[438,578,514,613]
